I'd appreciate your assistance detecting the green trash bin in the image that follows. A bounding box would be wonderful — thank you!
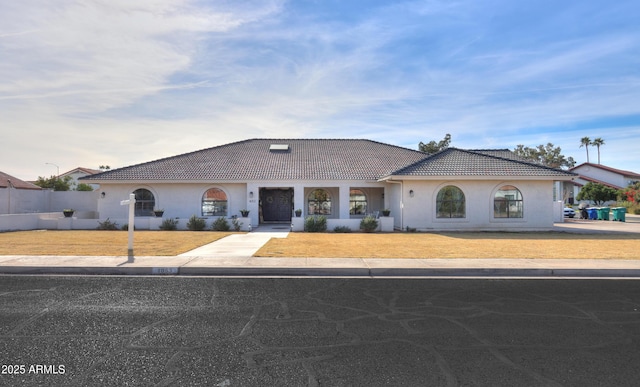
[612,207,626,222]
[597,207,610,220]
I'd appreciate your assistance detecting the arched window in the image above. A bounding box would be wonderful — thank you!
[494,185,523,218]
[436,186,465,218]
[349,189,367,215]
[133,188,155,216]
[308,189,331,215]
[202,188,228,216]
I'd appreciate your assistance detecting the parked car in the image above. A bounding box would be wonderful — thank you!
[564,207,576,218]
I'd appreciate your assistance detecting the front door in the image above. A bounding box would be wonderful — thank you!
[260,189,293,222]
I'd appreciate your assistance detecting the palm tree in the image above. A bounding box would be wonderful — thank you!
[579,137,591,163]
[592,137,605,164]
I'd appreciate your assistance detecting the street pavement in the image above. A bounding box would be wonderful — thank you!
[1,276,640,386]
[0,215,638,277]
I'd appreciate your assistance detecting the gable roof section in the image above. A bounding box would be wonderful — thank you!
[570,163,640,180]
[0,171,42,190]
[386,148,577,179]
[82,139,429,181]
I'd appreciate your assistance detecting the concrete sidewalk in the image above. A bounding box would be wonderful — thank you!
[1,218,639,277]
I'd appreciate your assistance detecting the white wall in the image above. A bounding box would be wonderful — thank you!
[572,165,629,188]
[401,180,556,231]
[0,188,98,215]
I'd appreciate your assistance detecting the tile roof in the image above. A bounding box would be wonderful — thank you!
[0,171,42,190]
[81,139,429,181]
[81,140,576,182]
[387,148,577,178]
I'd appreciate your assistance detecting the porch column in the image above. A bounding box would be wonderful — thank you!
[293,184,305,216]
[339,184,350,219]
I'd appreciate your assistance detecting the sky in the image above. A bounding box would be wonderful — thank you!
[2,0,639,181]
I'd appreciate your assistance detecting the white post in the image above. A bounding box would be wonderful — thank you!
[120,193,136,256]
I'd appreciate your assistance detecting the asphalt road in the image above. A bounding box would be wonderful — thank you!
[1,276,640,386]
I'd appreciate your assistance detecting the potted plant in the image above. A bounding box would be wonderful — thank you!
[240,209,250,217]
[382,209,391,216]
[63,209,75,218]
[153,209,165,217]
[295,209,302,217]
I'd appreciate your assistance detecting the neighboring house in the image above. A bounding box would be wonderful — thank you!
[564,163,640,204]
[81,139,576,231]
[60,167,102,190]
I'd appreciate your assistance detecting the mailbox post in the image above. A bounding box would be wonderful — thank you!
[120,193,136,256]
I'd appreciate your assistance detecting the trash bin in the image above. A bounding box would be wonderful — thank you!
[597,207,610,221]
[612,207,626,222]
[587,208,598,220]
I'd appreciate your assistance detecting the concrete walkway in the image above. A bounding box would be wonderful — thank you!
[1,217,639,277]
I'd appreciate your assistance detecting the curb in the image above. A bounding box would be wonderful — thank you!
[3,266,640,278]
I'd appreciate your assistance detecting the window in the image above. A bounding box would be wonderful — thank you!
[494,185,523,218]
[349,189,367,215]
[308,189,331,215]
[133,188,155,216]
[436,186,465,218]
[202,188,228,216]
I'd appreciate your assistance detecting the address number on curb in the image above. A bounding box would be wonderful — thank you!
[152,267,179,275]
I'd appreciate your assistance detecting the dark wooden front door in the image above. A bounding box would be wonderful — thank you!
[261,189,293,222]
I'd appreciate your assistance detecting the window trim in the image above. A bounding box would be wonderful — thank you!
[435,185,466,219]
[349,188,368,216]
[201,187,229,217]
[493,185,524,219]
[132,188,156,217]
[307,188,332,216]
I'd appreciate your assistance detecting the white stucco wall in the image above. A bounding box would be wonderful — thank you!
[572,165,630,188]
[400,180,556,231]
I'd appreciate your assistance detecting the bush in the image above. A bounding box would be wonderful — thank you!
[121,223,135,231]
[96,218,119,230]
[187,215,207,231]
[333,226,352,233]
[359,215,379,232]
[231,217,243,231]
[212,217,230,231]
[304,215,327,232]
[159,218,179,231]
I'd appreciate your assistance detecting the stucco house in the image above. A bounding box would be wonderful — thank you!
[59,167,102,190]
[81,139,576,231]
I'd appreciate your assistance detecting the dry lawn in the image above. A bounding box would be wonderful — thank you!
[0,230,237,256]
[255,232,640,259]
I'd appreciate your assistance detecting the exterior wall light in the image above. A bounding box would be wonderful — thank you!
[249,191,254,198]
[101,192,106,198]
[409,189,414,197]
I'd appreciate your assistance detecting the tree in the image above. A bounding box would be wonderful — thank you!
[579,137,591,163]
[419,134,451,154]
[33,175,72,191]
[76,183,94,191]
[592,137,605,164]
[512,143,576,169]
[99,165,111,171]
[576,182,618,205]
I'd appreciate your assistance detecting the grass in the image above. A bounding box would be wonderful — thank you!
[1,230,638,259]
[254,232,640,259]
[0,230,237,256]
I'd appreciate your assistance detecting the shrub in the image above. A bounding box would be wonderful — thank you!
[359,215,379,232]
[121,223,135,231]
[187,215,207,231]
[212,217,230,231]
[333,226,352,233]
[159,218,179,231]
[304,215,327,232]
[96,218,119,230]
[231,217,243,231]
